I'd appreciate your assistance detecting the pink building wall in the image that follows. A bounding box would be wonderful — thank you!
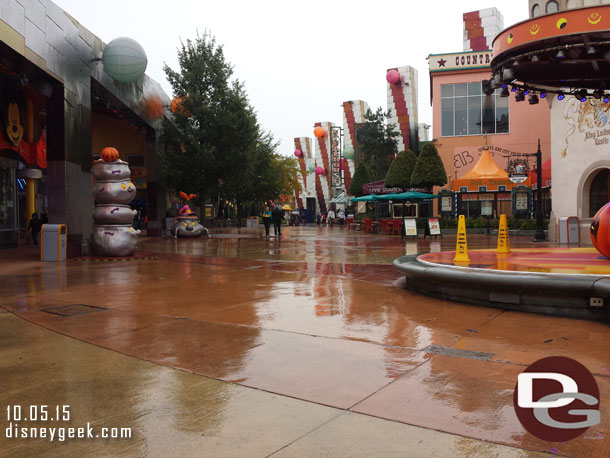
[431,69,551,189]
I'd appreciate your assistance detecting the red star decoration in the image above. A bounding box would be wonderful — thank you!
[437,58,447,67]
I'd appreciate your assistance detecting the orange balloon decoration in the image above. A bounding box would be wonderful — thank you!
[591,202,610,257]
[170,97,191,117]
[101,147,119,162]
[313,126,325,138]
[143,95,165,120]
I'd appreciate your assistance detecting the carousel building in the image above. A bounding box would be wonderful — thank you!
[491,1,610,242]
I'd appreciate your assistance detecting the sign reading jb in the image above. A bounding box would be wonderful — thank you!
[513,356,601,442]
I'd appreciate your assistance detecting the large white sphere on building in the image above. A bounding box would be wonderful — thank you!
[102,37,148,83]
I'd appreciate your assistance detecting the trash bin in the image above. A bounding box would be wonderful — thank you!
[558,216,579,244]
[41,224,67,261]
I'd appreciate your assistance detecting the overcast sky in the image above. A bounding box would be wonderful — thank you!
[55,0,527,155]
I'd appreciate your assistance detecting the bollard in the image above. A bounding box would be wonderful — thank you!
[496,214,512,254]
[453,215,470,263]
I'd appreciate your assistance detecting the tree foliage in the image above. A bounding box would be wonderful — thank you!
[157,32,300,205]
[349,162,372,197]
[384,149,417,189]
[410,142,447,189]
[355,107,399,180]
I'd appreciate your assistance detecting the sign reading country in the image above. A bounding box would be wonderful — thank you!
[429,50,493,73]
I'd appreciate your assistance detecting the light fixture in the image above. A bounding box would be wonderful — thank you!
[576,89,588,102]
[587,46,597,55]
[528,93,539,105]
[539,91,547,99]
[523,87,530,95]
[557,50,566,59]
[482,79,494,95]
[531,55,540,62]
[593,89,603,100]
[500,86,510,97]
[511,86,519,92]
[515,90,525,102]
[502,68,515,81]
[557,91,565,100]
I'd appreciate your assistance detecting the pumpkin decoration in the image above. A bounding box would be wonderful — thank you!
[101,147,119,162]
[170,97,191,117]
[591,202,610,257]
[142,95,165,120]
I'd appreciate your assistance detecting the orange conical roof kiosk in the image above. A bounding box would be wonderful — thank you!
[452,146,528,192]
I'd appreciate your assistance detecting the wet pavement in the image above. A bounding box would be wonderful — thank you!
[0,225,608,457]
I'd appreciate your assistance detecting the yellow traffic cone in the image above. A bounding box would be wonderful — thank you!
[496,214,512,254]
[453,215,470,263]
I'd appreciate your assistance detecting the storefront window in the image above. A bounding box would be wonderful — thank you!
[0,167,16,230]
[545,1,558,14]
[441,83,509,136]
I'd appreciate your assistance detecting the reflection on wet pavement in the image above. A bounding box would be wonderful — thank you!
[1,226,607,457]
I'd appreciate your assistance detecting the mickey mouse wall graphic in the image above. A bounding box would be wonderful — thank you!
[6,102,23,146]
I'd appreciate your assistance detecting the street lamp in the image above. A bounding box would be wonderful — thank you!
[533,139,545,242]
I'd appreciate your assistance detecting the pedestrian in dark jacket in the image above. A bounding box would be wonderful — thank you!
[272,205,283,237]
[262,207,272,238]
[28,213,42,247]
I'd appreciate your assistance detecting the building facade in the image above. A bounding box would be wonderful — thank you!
[0,0,169,251]
[429,8,551,218]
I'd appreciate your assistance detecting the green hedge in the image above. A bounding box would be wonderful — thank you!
[439,217,549,230]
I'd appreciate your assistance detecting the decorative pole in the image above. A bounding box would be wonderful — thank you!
[533,139,545,242]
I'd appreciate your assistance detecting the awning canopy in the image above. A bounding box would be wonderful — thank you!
[351,194,379,202]
[352,192,436,202]
[462,148,508,179]
[329,191,351,204]
[452,147,524,191]
[375,191,438,201]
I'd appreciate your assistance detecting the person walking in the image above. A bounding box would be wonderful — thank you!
[338,209,345,226]
[262,206,272,238]
[328,208,336,227]
[272,204,283,238]
[28,213,42,247]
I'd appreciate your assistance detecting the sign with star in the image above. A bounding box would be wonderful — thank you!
[428,50,493,73]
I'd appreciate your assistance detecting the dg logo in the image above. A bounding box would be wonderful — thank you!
[513,356,600,442]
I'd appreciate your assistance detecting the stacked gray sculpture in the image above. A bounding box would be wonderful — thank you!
[90,155,140,256]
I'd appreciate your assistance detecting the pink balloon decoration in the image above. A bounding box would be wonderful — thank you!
[294,149,302,157]
[315,166,325,175]
[386,70,400,84]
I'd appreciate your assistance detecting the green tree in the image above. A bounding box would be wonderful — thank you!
[355,107,399,180]
[410,142,448,190]
[245,133,302,202]
[158,32,260,204]
[350,162,372,197]
[384,149,417,189]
